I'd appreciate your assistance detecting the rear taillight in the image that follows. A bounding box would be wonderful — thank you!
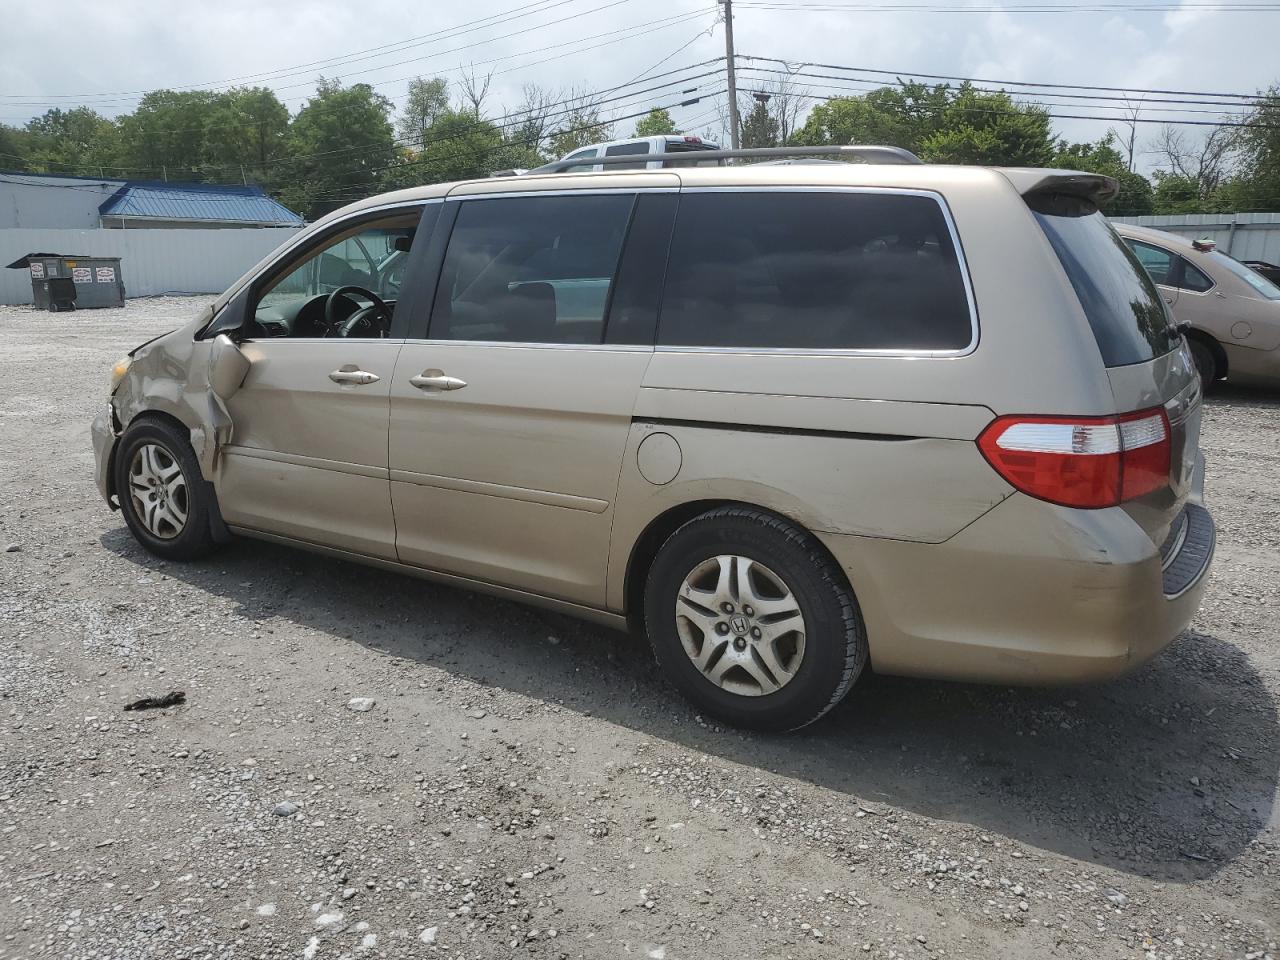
[977,408,1171,509]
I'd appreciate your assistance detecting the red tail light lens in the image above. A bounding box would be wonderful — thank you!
[977,408,1171,509]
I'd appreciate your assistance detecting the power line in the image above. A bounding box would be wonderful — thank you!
[736,1,1280,11]
[738,53,1275,102]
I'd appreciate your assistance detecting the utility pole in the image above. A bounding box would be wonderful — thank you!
[721,0,741,148]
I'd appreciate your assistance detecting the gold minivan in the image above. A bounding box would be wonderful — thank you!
[93,148,1215,731]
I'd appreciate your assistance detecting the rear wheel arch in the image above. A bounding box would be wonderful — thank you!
[622,499,857,630]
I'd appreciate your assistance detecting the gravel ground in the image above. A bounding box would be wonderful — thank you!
[0,296,1277,960]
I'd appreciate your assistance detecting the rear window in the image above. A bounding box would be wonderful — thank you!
[657,191,974,351]
[1209,250,1280,300]
[1031,195,1180,366]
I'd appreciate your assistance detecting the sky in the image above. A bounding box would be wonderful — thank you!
[0,0,1276,174]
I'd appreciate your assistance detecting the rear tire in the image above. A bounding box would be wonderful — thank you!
[643,507,867,732]
[1189,337,1217,387]
[114,417,218,561]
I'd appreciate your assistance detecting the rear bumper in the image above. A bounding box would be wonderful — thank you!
[818,478,1215,686]
[91,402,120,508]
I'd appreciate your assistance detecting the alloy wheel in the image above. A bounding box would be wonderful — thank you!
[674,554,807,697]
[127,443,188,540]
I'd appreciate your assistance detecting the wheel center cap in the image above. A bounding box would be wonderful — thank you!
[729,615,750,635]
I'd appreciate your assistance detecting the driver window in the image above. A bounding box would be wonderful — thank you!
[250,211,420,339]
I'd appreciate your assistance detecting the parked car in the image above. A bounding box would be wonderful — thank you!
[1112,223,1280,388]
[1243,259,1280,286]
[533,134,722,172]
[93,152,1214,732]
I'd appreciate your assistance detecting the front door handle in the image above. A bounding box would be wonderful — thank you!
[409,370,467,391]
[329,368,380,385]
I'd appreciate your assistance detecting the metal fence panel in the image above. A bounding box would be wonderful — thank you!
[0,227,301,306]
[1110,214,1280,264]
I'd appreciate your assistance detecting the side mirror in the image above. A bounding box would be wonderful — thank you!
[209,333,249,401]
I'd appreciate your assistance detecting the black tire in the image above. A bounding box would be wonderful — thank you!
[114,417,218,561]
[643,507,867,732]
[1188,337,1218,388]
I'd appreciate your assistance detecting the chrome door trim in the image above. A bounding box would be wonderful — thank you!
[445,186,677,202]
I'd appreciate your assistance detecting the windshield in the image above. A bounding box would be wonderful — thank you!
[1208,250,1280,300]
[1031,196,1180,366]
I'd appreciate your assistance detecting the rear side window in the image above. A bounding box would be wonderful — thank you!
[1032,196,1179,366]
[657,191,973,351]
[1181,260,1214,293]
[604,141,650,170]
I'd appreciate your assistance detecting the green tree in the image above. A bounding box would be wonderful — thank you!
[634,108,677,138]
[280,78,397,219]
[739,101,779,148]
[0,124,28,169]
[116,90,220,178]
[1225,86,1280,211]
[1151,172,1208,214]
[24,107,120,176]
[793,81,1054,167]
[398,77,450,145]
[382,109,505,190]
[202,87,290,184]
[547,95,613,157]
[1051,135,1154,216]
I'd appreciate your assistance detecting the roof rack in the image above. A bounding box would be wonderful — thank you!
[530,144,922,174]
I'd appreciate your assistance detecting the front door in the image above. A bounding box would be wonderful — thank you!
[388,191,666,606]
[215,205,435,559]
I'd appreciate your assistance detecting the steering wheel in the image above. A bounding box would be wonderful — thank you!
[323,285,392,338]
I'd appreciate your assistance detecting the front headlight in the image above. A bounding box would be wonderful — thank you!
[109,356,132,394]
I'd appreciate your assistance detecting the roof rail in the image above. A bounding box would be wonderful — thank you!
[530,144,922,174]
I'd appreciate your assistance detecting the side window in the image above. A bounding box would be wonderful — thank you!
[563,147,599,173]
[252,211,421,339]
[430,194,635,344]
[604,141,651,171]
[1179,258,1214,292]
[657,191,973,351]
[1125,239,1177,286]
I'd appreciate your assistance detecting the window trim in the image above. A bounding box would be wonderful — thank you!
[654,186,980,359]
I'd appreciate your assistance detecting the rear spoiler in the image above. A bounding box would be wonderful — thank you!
[998,168,1119,205]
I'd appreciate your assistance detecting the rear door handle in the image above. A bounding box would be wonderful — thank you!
[329,368,380,385]
[409,370,467,391]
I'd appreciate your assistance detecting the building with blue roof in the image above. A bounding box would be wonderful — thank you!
[0,171,304,230]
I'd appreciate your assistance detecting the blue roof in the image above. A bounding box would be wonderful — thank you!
[98,182,303,225]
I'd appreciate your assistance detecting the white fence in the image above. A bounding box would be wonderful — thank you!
[0,227,301,306]
[1110,213,1280,264]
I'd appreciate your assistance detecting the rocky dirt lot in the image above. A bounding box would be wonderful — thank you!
[0,296,1277,960]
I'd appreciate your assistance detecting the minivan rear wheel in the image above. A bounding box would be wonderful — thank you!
[643,507,867,732]
[114,418,218,561]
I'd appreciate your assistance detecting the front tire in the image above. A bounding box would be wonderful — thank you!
[114,417,217,561]
[643,507,867,732]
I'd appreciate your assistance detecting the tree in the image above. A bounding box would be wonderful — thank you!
[1051,135,1154,216]
[793,82,1055,167]
[0,124,28,170]
[24,107,120,176]
[634,108,678,138]
[203,87,290,185]
[1222,86,1280,211]
[1148,124,1238,207]
[115,90,220,178]
[399,77,450,145]
[547,89,613,157]
[382,109,505,190]
[739,101,779,148]
[280,78,397,219]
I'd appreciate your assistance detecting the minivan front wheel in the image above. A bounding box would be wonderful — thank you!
[643,507,867,732]
[114,418,217,561]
